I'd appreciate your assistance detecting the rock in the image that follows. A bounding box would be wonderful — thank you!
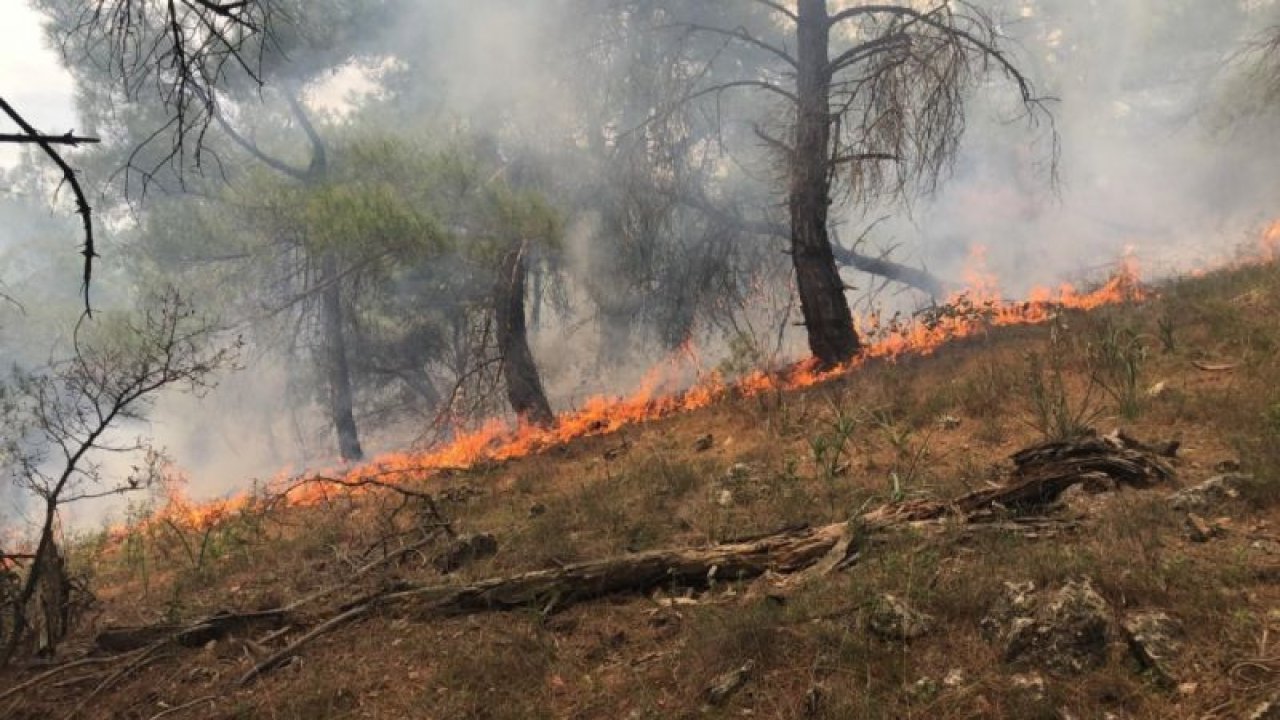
[716,489,734,507]
[1183,512,1225,543]
[1167,473,1252,510]
[725,463,754,483]
[908,676,939,702]
[1215,459,1243,473]
[693,433,714,452]
[528,502,547,518]
[942,668,966,688]
[1120,611,1184,686]
[432,533,498,574]
[938,415,962,430]
[705,660,754,707]
[1146,381,1167,398]
[992,579,1112,676]
[868,593,936,641]
[1009,672,1047,703]
[981,581,1038,640]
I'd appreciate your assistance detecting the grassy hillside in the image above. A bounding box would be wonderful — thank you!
[4,261,1280,719]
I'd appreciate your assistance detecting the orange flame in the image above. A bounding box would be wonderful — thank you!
[121,234,1272,540]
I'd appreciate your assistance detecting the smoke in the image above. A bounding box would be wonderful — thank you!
[865,1,1280,291]
[3,0,1280,526]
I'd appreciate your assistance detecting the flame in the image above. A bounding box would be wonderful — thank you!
[1262,219,1280,263]
[118,233,1275,540]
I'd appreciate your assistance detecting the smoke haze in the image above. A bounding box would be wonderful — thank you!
[2,0,1279,528]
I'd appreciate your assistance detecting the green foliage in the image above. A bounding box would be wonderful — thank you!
[717,332,767,380]
[1023,319,1101,441]
[1086,318,1149,421]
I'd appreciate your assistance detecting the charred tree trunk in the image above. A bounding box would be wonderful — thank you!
[791,0,860,367]
[495,239,554,427]
[319,253,364,461]
[1,507,69,665]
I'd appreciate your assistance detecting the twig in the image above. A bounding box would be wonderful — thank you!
[0,650,144,703]
[239,603,371,686]
[148,695,217,720]
[62,643,173,720]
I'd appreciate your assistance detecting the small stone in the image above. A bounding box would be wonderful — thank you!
[1009,672,1046,703]
[1168,473,1251,510]
[942,668,966,688]
[693,433,714,452]
[725,463,753,483]
[716,489,734,507]
[1120,611,1184,686]
[1184,512,1223,543]
[705,660,755,707]
[981,581,1037,640]
[1146,381,1167,398]
[868,593,936,641]
[529,503,547,518]
[908,676,939,701]
[938,415,962,430]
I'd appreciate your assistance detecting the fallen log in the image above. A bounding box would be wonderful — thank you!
[385,523,851,617]
[95,608,289,653]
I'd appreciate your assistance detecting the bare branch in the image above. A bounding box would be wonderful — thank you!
[0,132,100,146]
[0,97,98,314]
[668,22,798,68]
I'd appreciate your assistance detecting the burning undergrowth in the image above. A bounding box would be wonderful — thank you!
[132,252,1145,533]
[115,224,1280,539]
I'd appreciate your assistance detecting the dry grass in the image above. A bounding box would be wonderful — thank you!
[5,262,1280,719]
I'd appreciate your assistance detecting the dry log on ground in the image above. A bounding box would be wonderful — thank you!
[386,523,851,617]
[95,608,289,653]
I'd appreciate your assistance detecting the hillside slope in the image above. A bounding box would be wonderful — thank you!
[4,262,1280,720]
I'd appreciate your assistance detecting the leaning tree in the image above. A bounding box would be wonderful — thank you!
[639,0,1053,367]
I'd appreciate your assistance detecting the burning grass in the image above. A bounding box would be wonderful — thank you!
[126,246,1159,540]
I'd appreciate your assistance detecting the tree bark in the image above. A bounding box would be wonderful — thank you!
[495,239,554,427]
[790,0,861,367]
[319,253,364,461]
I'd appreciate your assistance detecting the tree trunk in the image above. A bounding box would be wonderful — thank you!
[319,253,364,461]
[495,239,554,427]
[791,0,860,367]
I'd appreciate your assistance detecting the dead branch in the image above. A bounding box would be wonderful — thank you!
[0,650,144,704]
[61,642,173,720]
[238,604,370,687]
[0,97,97,312]
[148,695,217,720]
